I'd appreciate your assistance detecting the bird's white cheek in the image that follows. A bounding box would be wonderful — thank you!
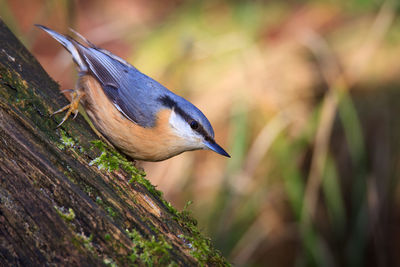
[168,110,202,148]
[169,110,188,135]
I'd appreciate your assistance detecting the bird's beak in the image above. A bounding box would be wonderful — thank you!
[204,139,230,158]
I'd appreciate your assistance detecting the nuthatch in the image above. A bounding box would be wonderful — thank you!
[36,25,230,161]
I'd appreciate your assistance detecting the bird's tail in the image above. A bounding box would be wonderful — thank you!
[35,24,87,72]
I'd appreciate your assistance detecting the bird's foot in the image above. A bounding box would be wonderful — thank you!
[52,89,85,127]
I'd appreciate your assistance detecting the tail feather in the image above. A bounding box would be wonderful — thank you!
[68,27,97,48]
[35,24,87,72]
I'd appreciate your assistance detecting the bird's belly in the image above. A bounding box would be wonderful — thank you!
[78,75,186,161]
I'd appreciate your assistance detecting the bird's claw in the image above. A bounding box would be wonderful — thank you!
[53,89,85,127]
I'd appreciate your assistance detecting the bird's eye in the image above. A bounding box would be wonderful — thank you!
[190,120,199,130]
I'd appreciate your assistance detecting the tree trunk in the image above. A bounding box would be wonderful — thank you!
[0,19,228,266]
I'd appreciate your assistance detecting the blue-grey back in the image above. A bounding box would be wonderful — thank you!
[80,46,168,127]
[79,45,214,138]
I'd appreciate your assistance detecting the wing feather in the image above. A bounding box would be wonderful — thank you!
[37,25,167,128]
[77,46,165,127]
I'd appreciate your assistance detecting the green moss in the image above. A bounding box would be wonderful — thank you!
[59,129,76,149]
[0,68,88,156]
[103,257,118,267]
[96,196,103,205]
[90,140,135,172]
[126,228,176,266]
[178,234,215,266]
[89,140,162,200]
[83,185,95,196]
[104,233,111,241]
[89,150,120,172]
[0,41,230,266]
[74,233,94,252]
[106,206,118,218]
[54,206,98,257]
[54,206,76,222]
[0,67,55,134]
[89,140,229,265]
[175,204,230,266]
[89,140,181,219]
[0,68,28,102]
[96,199,119,219]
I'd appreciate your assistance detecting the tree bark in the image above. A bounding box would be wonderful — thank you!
[0,19,228,266]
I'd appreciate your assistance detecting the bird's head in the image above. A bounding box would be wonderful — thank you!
[159,95,230,158]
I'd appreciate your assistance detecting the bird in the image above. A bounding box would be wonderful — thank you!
[36,25,230,161]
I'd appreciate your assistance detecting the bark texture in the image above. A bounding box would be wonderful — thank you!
[0,19,228,266]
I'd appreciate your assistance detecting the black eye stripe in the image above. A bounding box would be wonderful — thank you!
[158,95,213,141]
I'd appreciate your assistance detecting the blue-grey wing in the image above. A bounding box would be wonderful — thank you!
[78,46,165,128]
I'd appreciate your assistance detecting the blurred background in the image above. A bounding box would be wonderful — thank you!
[2,0,400,266]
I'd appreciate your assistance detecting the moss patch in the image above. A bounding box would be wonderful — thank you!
[54,205,76,222]
[0,67,56,136]
[58,129,76,149]
[89,140,161,198]
[176,205,230,266]
[126,228,176,266]
[89,140,229,266]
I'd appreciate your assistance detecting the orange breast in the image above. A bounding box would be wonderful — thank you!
[78,75,187,161]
